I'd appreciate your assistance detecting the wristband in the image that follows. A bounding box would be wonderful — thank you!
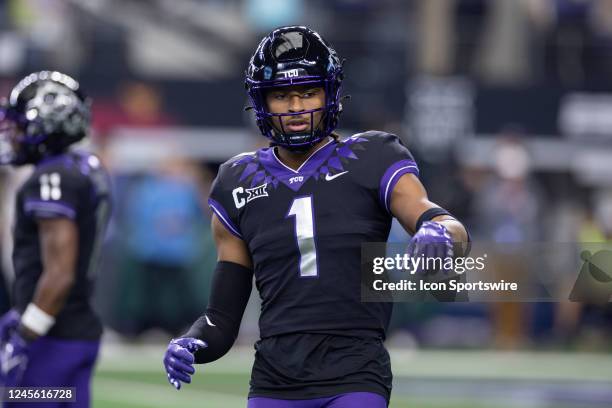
[415,207,452,231]
[21,303,55,336]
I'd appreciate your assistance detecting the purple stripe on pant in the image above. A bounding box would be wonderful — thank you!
[248,392,387,408]
[3,336,99,408]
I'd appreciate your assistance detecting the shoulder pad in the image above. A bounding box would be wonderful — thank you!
[226,151,257,168]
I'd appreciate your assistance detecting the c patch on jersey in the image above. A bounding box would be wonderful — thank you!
[232,183,269,208]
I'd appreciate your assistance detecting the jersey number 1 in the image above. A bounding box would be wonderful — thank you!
[287,196,318,277]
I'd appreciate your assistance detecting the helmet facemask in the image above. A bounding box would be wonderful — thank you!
[248,78,341,151]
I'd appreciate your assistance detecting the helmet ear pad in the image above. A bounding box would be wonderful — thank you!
[245,26,344,150]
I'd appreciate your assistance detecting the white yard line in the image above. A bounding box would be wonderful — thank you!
[96,344,612,382]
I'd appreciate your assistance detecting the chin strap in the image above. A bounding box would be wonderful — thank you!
[271,134,328,152]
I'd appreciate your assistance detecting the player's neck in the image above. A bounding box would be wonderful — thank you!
[276,136,331,171]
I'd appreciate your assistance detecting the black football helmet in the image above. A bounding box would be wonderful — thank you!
[245,26,344,150]
[0,71,90,165]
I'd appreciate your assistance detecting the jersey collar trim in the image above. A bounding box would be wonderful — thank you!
[271,137,334,174]
[258,138,337,191]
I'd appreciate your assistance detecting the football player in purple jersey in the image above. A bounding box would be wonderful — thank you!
[164,26,468,407]
[0,71,111,408]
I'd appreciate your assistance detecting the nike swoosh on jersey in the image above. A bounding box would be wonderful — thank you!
[324,171,348,181]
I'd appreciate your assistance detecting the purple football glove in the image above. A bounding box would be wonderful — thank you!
[0,330,29,386]
[0,310,20,343]
[163,337,207,390]
[408,221,454,269]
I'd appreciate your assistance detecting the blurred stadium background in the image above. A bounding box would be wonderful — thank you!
[1,0,612,407]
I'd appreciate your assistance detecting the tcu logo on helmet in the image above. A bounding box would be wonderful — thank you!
[280,69,299,79]
[232,183,269,209]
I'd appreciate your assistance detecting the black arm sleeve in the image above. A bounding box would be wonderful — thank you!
[183,261,253,364]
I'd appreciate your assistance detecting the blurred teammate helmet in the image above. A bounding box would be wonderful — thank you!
[245,26,344,150]
[0,71,90,165]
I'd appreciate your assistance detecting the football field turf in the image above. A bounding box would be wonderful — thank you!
[93,344,612,408]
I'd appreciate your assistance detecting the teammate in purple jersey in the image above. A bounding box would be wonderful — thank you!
[163,26,469,407]
[0,71,111,408]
